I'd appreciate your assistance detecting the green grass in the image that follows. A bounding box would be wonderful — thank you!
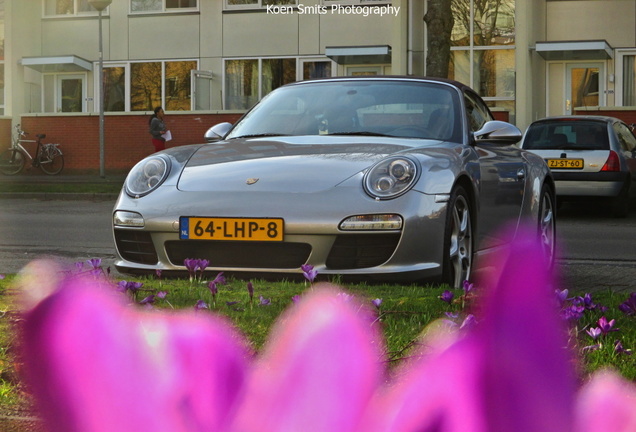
[1,273,635,413]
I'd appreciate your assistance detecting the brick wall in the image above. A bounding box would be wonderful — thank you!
[12,112,243,175]
[574,108,636,125]
[0,118,12,150]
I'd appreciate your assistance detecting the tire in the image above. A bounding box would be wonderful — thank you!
[611,185,630,218]
[538,183,557,268]
[0,149,26,176]
[39,146,64,175]
[442,186,473,288]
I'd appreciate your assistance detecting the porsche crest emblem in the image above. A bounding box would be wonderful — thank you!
[246,178,259,185]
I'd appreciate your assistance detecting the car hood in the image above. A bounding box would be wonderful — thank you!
[177,136,437,193]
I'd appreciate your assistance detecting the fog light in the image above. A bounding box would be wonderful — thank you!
[339,214,403,231]
[114,211,145,227]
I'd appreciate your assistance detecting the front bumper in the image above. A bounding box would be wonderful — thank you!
[552,171,627,197]
[112,185,449,282]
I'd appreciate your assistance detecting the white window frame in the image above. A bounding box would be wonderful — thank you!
[42,0,108,17]
[615,49,636,106]
[224,0,297,11]
[130,0,199,14]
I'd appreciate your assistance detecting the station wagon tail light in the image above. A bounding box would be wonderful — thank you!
[601,151,620,172]
[364,156,420,199]
[340,214,403,231]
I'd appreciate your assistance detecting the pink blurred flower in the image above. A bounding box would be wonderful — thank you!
[19,226,636,432]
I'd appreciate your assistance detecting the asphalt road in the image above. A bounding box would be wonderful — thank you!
[0,197,635,294]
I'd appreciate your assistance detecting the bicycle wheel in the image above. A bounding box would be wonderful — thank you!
[39,146,64,175]
[0,149,26,175]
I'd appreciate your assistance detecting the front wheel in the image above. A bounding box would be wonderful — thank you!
[442,186,473,288]
[0,149,26,175]
[39,146,64,175]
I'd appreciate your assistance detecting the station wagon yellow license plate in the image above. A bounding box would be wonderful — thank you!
[546,158,584,169]
[179,217,284,241]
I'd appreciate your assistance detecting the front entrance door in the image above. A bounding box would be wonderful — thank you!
[565,63,604,115]
[57,74,86,112]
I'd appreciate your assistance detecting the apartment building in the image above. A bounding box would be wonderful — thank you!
[0,0,635,172]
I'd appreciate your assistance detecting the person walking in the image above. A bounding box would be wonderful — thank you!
[149,106,168,152]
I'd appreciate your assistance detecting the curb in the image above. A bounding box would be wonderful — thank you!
[0,192,119,201]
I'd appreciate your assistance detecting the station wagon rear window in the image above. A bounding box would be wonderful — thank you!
[524,120,610,151]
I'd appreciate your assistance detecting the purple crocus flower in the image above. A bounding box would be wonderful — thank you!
[439,290,454,304]
[555,288,569,306]
[371,299,383,309]
[301,264,318,283]
[618,292,636,316]
[208,281,219,296]
[462,280,474,293]
[116,280,143,293]
[259,296,271,306]
[586,327,602,340]
[184,258,197,279]
[561,304,585,321]
[86,258,102,269]
[597,316,619,335]
[212,272,226,286]
[194,299,209,311]
[614,340,632,355]
[156,291,167,299]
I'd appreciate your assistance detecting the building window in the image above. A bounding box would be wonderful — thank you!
[224,0,296,10]
[100,60,197,112]
[44,0,105,16]
[622,55,636,106]
[449,0,515,120]
[131,0,197,13]
[225,57,333,110]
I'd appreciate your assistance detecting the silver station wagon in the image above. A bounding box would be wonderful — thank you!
[520,116,636,217]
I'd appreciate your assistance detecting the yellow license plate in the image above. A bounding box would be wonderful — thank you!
[179,217,284,241]
[546,158,584,169]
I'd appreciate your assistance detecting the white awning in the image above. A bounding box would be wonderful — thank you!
[534,40,613,61]
[20,55,93,73]
[325,45,391,65]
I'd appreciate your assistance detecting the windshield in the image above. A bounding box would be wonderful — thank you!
[524,120,610,150]
[226,80,463,142]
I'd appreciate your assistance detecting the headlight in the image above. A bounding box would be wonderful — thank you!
[364,156,419,199]
[125,155,170,198]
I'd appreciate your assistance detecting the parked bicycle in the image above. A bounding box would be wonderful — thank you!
[0,124,64,175]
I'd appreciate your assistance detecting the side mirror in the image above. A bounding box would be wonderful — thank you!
[474,120,522,145]
[204,122,233,143]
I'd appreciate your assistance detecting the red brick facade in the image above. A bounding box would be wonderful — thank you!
[3,108,636,175]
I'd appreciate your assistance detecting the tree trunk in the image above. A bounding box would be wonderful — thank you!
[424,0,454,78]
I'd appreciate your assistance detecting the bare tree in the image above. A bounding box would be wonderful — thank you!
[424,0,454,78]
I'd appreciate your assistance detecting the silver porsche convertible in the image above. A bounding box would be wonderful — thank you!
[113,77,555,287]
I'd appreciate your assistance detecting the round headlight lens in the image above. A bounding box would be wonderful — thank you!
[125,156,170,197]
[364,156,419,199]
